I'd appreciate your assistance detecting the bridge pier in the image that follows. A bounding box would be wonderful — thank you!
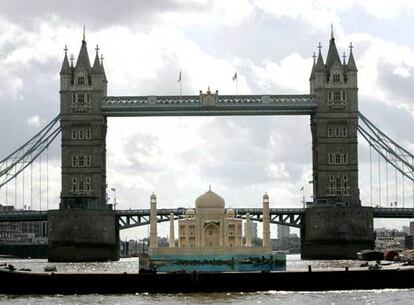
[301,206,374,259]
[47,209,119,262]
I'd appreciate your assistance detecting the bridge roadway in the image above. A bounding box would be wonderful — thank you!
[0,207,413,230]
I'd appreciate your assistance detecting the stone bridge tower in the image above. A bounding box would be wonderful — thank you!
[302,33,374,259]
[48,36,118,262]
[310,33,359,206]
[59,37,108,209]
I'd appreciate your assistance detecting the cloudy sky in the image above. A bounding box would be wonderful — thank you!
[0,0,413,238]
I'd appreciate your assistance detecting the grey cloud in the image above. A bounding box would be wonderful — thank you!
[0,59,60,161]
[194,116,312,188]
[376,62,414,107]
[0,0,204,30]
[359,97,414,149]
[112,132,162,174]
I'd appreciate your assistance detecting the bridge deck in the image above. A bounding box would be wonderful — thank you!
[101,94,317,117]
[1,207,413,230]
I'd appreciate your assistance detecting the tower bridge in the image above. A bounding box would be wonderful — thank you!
[1,207,413,229]
[0,31,413,261]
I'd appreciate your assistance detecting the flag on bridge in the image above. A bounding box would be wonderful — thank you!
[178,70,182,96]
[232,71,238,95]
[232,71,237,81]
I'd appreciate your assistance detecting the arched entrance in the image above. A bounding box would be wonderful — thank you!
[204,223,220,247]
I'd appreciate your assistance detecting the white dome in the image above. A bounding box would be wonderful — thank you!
[195,189,225,209]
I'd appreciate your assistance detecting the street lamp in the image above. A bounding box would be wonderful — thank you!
[111,187,117,210]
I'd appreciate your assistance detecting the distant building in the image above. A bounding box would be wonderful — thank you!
[277,225,290,239]
[403,226,410,235]
[244,221,258,240]
[410,221,414,236]
[0,206,47,245]
[374,227,407,250]
[252,222,258,239]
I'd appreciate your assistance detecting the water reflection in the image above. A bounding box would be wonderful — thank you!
[0,254,365,273]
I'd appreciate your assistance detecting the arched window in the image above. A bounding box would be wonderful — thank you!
[77,76,85,85]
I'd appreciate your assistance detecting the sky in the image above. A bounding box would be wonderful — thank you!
[0,0,413,239]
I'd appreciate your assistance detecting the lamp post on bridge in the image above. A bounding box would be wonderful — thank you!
[111,188,117,210]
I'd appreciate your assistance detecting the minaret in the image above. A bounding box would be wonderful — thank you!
[169,213,175,248]
[149,193,158,249]
[245,212,252,247]
[262,193,270,248]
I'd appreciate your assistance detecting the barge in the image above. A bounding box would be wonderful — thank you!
[1,267,414,294]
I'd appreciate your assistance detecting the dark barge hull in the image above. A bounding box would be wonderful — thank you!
[1,269,414,294]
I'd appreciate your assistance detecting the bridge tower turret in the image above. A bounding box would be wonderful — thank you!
[59,36,108,209]
[310,33,359,207]
[303,32,374,259]
[48,34,117,263]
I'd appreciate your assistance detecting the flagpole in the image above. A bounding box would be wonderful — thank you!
[233,71,238,95]
[178,70,182,98]
[301,187,305,208]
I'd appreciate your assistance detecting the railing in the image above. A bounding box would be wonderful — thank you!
[101,93,317,116]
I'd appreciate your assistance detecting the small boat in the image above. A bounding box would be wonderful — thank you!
[44,266,57,272]
[384,249,399,261]
[357,249,384,261]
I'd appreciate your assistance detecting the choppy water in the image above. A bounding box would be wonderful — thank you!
[1,255,413,305]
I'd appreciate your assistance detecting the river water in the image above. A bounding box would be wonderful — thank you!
[1,255,413,305]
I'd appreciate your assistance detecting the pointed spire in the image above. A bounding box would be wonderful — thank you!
[347,42,357,71]
[92,44,104,74]
[83,25,86,42]
[100,53,107,81]
[75,35,91,71]
[70,54,74,67]
[60,45,71,75]
[326,30,341,69]
[315,42,325,72]
[309,52,317,80]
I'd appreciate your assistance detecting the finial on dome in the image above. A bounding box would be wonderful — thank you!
[209,184,211,191]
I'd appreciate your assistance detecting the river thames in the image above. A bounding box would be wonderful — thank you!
[1,255,413,305]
